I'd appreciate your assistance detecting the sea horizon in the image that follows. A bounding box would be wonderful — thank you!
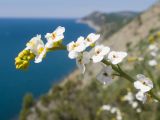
[0,17,80,20]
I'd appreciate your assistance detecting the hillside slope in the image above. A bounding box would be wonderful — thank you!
[105,4,160,50]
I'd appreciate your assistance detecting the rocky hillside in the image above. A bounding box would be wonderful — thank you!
[20,3,160,120]
[79,11,138,40]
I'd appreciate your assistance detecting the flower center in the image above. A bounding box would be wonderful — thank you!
[38,47,44,55]
[103,72,108,76]
[96,49,101,55]
[113,55,116,58]
[71,43,79,50]
[52,33,56,40]
[87,38,91,42]
[142,81,147,86]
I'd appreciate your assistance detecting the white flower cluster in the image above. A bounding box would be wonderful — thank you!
[67,33,127,74]
[148,44,159,66]
[101,105,122,120]
[134,74,153,103]
[122,92,141,113]
[25,26,65,63]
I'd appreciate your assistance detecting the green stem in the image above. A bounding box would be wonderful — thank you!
[102,60,134,82]
[102,59,160,102]
[150,91,160,102]
[47,45,67,51]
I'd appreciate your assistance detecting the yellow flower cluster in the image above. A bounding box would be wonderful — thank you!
[148,31,160,44]
[15,50,35,69]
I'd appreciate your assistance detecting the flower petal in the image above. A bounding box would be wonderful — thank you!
[136,74,153,92]
[68,51,78,59]
[108,51,127,64]
[96,66,113,84]
[54,26,65,35]
[92,55,103,63]
[135,91,147,103]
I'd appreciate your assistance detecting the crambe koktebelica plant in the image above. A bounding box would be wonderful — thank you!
[15,26,160,103]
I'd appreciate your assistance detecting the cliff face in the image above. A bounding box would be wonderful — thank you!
[20,4,160,120]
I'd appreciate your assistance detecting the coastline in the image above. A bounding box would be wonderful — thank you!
[76,19,101,32]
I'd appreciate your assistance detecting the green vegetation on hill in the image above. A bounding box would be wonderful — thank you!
[20,93,34,120]
[20,77,160,120]
[81,11,138,39]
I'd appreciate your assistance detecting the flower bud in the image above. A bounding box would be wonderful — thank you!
[15,49,35,70]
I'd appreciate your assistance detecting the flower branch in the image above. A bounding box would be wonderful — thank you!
[15,26,160,104]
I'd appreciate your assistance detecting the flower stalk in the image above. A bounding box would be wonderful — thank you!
[48,44,67,51]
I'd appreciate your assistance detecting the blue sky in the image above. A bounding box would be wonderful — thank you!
[0,0,157,18]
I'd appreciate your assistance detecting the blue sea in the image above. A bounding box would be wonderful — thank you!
[0,18,94,120]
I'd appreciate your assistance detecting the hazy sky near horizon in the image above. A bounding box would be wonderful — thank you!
[0,0,157,18]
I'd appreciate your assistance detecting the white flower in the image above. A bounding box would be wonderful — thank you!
[134,74,153,92]
[91,45,110,63]
[148,59,157,66]
[138,57,144,61]
[131,101,138,108]
[136,108,142,113]
[135,91,147,103]
[116,110,122,120]
[149,44,158,51]
[108,51,127,64]
[110,107,117,114]
[67,36,86,59]
[123,92,134,103]
[25,35,46,63]
[116,115,122,120]
[45,26,65,48]
[76,52,90,73]
[96,66,112,84]
[26,35,44,55]
[150,51,157,57]
[123,92,140,108]
[67,36,86,52]
[134,74,153,103]
[101,105,111,111]
[85,33,100,47]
